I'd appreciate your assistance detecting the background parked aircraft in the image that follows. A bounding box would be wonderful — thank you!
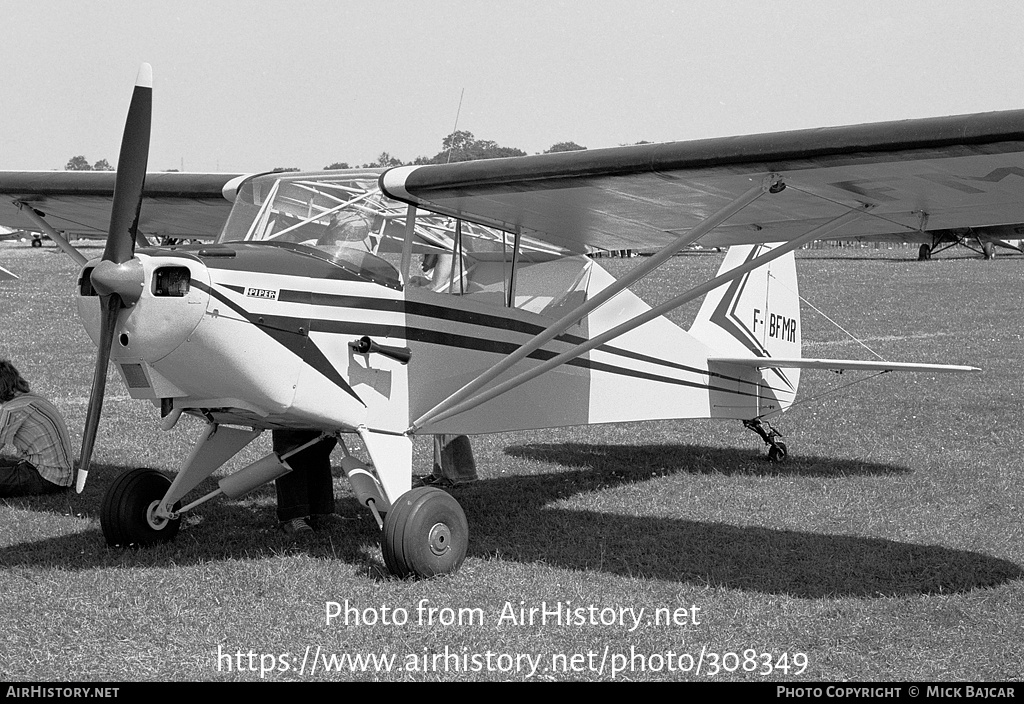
[849,225,1024,260]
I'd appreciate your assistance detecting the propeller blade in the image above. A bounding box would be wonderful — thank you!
[78,63,153,493]
[77,295,121,492]
[103,63,152,265]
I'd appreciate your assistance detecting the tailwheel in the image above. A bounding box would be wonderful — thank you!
[768,441,788,463]
[382,487,468,578]
[743,418,788,463]
[100,468,181,546]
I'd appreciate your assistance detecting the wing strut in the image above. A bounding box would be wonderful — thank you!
[506,225,522,308]
[409,174,785,433]
[412,205,871,431]
[14,201,88,266]
[399,204,415,284]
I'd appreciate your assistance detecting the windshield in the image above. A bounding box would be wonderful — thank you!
[219,171,402,288]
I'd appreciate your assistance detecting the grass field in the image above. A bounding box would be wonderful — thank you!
[0,240,1021,682]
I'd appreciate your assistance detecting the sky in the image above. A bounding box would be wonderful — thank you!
[2,0,1024,173]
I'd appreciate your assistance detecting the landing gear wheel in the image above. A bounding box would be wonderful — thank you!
[100,468,181,546]
[983,242,996,260]
[918,244,931,261]
[382,487,468,578]
[30,238,42,248]
[768,441,788,463]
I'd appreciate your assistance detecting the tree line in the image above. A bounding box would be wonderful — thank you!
[321,132,588,171]
[66,132,597,173]
[64,156,114,171]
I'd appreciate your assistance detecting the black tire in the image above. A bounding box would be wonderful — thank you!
[100,468,181,546]
[983,242,996,260]
[382,487,468,578]
[30,238,42,248]
[768,441,788,463]
[918,244,931,261]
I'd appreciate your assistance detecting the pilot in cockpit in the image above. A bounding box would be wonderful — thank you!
[317,211,373,254]
[409,251,454,292]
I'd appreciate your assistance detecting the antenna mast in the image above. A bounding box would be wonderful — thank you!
[446,88,466,164]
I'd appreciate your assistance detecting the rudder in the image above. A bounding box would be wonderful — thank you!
[689,243,802,414]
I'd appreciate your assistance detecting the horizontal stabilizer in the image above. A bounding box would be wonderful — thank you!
[709,357,980,374]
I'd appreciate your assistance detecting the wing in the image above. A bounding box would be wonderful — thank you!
[380,110,1024,252]
[0,171,249,240]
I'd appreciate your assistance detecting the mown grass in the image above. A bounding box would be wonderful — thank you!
[0,241,1021,682]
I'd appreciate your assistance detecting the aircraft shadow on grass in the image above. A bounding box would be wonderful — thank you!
[502,442,911,478]
[0,445,1019,598]
[799,253,1024,262]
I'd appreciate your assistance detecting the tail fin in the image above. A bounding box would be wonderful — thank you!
[689,243,802,414]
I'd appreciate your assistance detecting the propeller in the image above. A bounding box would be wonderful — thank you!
[76,63,152,493]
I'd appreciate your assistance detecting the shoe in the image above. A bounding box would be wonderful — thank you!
[281,516,313,535]
[413,474,454,489]
[413,473,480,489]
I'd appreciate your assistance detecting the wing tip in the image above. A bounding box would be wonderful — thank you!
[136,63,153,89]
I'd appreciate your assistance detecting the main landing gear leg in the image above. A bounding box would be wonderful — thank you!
[744,419,788,462]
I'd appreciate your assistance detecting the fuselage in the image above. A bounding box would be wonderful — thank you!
[76,240,790,438]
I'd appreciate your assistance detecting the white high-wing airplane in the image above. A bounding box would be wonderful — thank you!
[845,226,1024,260]
[1,65,1001,578]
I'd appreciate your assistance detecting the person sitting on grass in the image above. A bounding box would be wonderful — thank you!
[0,359,74,496]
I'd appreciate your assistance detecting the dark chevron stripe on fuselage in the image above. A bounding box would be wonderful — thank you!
[203,279,772,399]
[216,283,773,391]
[189,279,364,405]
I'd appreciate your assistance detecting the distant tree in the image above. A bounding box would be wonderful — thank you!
[365,152,403,168]
[324,161,350,170]
[65,155,92,171]
[414,131,526,164]
[442,130,475,154]
[545,141,586,153]
[92,159,114,171]
[271,167,300,173]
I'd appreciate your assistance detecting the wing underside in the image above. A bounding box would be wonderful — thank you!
[0,171,247,239]
[380,110,1024,253]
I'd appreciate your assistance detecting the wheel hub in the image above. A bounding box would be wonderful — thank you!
[145,500,169,530]
[427,522,451,556]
